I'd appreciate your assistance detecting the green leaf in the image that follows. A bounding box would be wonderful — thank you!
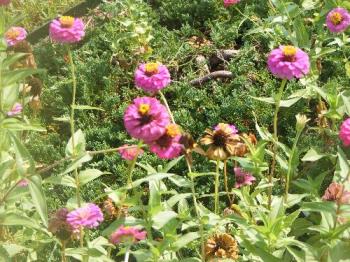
[2,68,45,86]
[44,175,76,188]
[2,53,27,68]
[172,232,199,251]
[60,153,92,176]
[79,169,106,186]
[279,97,301,107]
[293,17,310,48]
[302,148,325,162]
[152,211,178,229]
[337,146,350,181]
[65,129,86,157]
[302,202,336,214]
[168,174,191,188]
[1,119,46,132]
[163,156,184,173]
[73,105,105,111]
[0,212,41,230]
[28,175,48,227]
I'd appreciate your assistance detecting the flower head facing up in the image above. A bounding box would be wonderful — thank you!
[118,144,144,161]
[5,27,27,46]
[49,208,73,241]
[223,0,240,7]
[7,103,22,116]
[322,182,350,204]
[201,123,240,160]
[49,16,85,43]
[66,203,103,231]
[234,167,256,188]
[205,233,239,260]
[326,8,350,33]
[339,118,350,146]
[135,62,171,93]
[124,97,170,142]
[267,45,310,80]
[110,225,146,245]
[149,124,182,159]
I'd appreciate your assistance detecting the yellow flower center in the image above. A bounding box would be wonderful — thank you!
[282,46,297,57]
[138,104,150,115]
[166,124,181,137]
[330,12,343,25]
[60,16,75,28]
[145,62,159,75]
[5,29,20,40]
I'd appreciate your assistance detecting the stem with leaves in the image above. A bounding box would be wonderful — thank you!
[159,90,176,124]
[268,79,287,209]
[214,160,220,214]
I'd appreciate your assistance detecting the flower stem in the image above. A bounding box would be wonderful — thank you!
[214,160,220,214]
[268,79,287,209]
[223,160,232,205]
[126,141,143,187]
[124,246,130,262]
[67,46,81,208]
[61,241,67,262]
[159,90,176,124]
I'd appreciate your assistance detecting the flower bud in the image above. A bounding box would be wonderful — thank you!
[295,114,310,132]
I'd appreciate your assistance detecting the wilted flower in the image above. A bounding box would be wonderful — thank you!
[49,16,85,43]
[8,41,37,69]
[134,62,171,93]
[66,203,104,231]
[267,45,310,80]
[149,124,182,159]
[118,144,144,160]
[234,167,256,188]
[0,0,10,6]
[223,204,242,217]
[7,103,22,116]
[322,182,350,204]
[205,233,239,261]
[200,123,241,160]
[17,179,29,187]
[110,225,146,244]
[223,0,240,7]
[28,77,43,97]
[5,27,27,46]
[316,101,329,128]
[49,208,73,241]
[295,114,310,132]
[102,198,128,219]
[339,118,350,146]
[326,7,350,33]
[29,96,41,112]
[124,97,170,142]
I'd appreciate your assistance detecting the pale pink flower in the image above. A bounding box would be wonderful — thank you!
[110,225,146,244]
[224,0,240,7]
[267,45,310,80]
[118,144,144,160]
[17,179,29,187]
[322,182,350,204]
[326,8,350,33]
[5,27,27,46]
[7,103,22,116]
[66,203,103,230]
[49,16,85,43]
[134,62,171,93]
[0,0,10,6]
[234,167,256,188]
[214,123,238,135]
[339,118,350,146]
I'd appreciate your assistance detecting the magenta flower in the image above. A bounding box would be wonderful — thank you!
[17,179,29,187]
[66,203,103,231]
[124,97,170,142]
[224,0,240,7]
[234,167,256,188]
[49,16,85,43]
[215,123,238,135]
[110,225,146,244]
[339,118,350,146]
[149,124,182,159]
[326,8,350,33]
[267,45,310,80]
[5,27,27,46]
[0,0,10,6]
[118,144,144,160]
[134,62,171,93]
[7,103,22,116]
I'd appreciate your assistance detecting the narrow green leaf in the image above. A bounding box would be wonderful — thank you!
[79,169,106,186]
[28,175,48,227]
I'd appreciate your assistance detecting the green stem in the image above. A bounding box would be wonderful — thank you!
[214,160,220,214]
[159,90,175,124]
[223,160,232,205]
[268,79,287,209]
[126,141,143,187]
[284,130,301,202]
[124,246,130,262]
[61,241,67,262]
[67,47,81,208]
[0,58,3,115]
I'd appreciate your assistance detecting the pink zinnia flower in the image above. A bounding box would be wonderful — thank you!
[215,123,238,135]
[110,225,146,244]
[234,167,256,188]
[7,103,22,116]
[5,27,27,46]
[267,45,310,80]
[17,179,29,187]
[326,8,350,33]
[149,124,182,159]
[322,182,350,204]
[0,0,10,6]
[124,97,170,142]
[224,0,240,7]
[66,203,103,231]
[49,16,85,43]
[339,118,350,146]
[134,62,171,93]
[118,144,144,160]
